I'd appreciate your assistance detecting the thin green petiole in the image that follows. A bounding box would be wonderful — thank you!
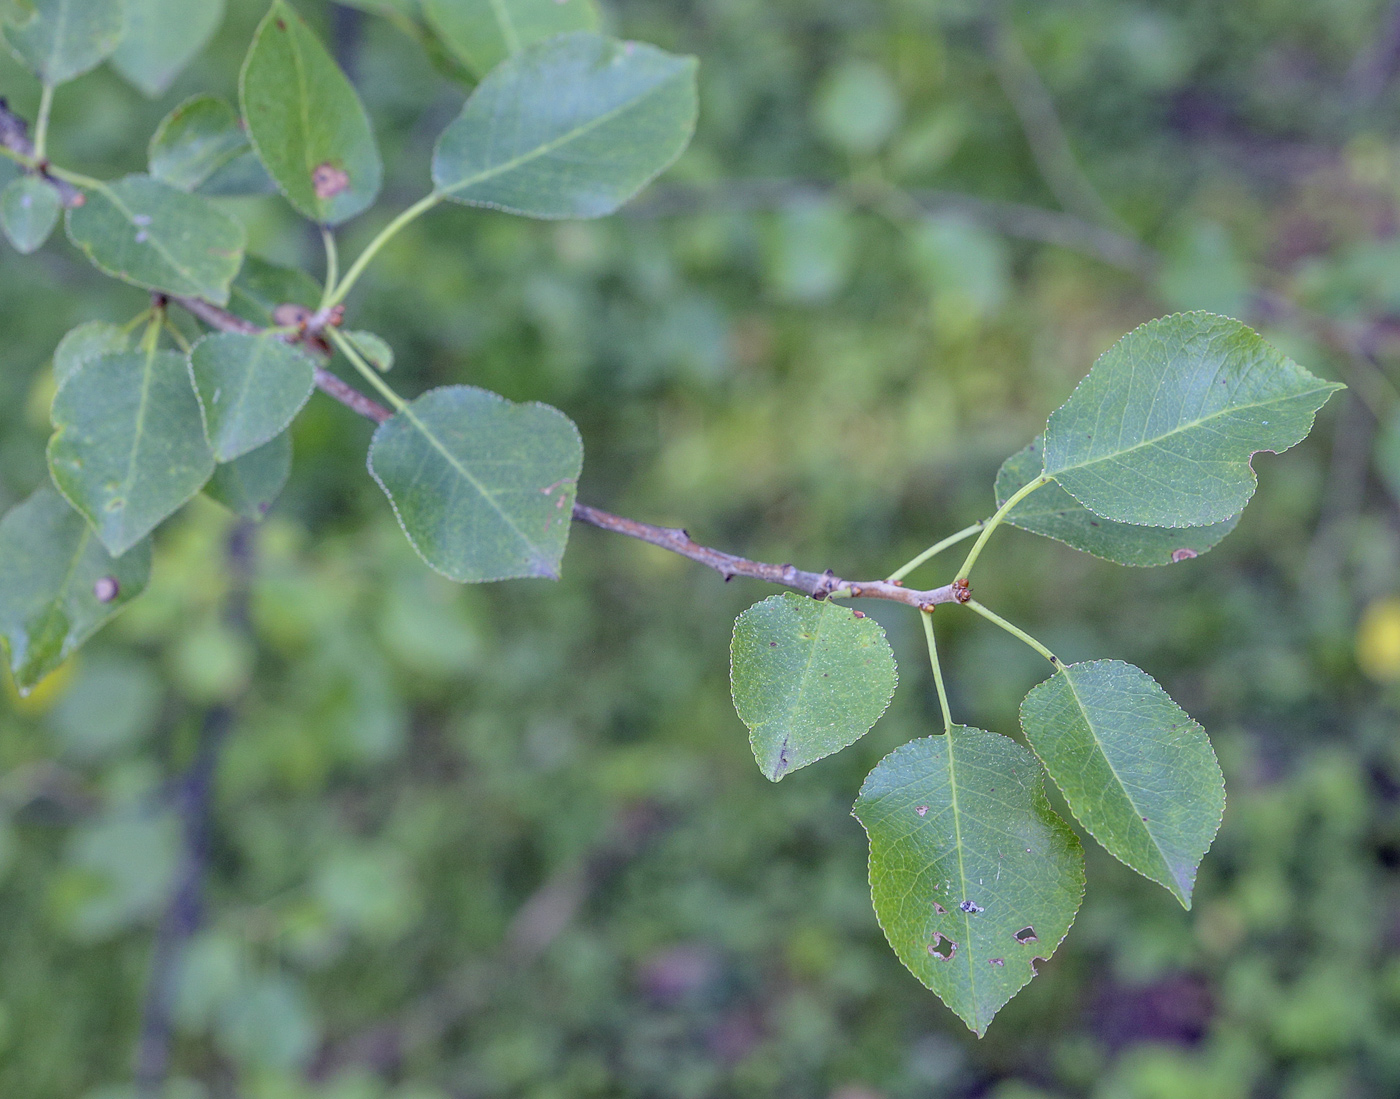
[162,319,192,354]
[33,84,54,162]
[319,227,339,311]
[963,599,1060,667]
[324,190,443,309]
[139,313,163,354]
[921,610,954,734]
[887,522,985,584]
[328,327,406,412]
[953,474,1050,582]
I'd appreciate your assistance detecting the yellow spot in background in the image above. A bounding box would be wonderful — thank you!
[1356,597,1400,682]
[3,656,77,715]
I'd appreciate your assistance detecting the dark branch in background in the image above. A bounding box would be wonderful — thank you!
[0,98,84,206]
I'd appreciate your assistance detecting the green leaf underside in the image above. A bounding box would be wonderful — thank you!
[731,593,897,781]
[65,175,246,305]
[996,438,1240,567]
[1019,660,1225,907]
[368,385,583,583]
[0,486,150,692]
[149,96,250,192]
[112,0,225,97]
[0,175,60,254]
[431,31,698,219]
[854,729,1084,1036]
[188,332,315,462]
[1043,313,1344,528]
[205,431,291,520]
[240,0,384,225]
[3,0,122,85]
[48,348,215,556]
[228,253,321,326]
[53,321,129,387]
[423,0,599,76]
[343,329,393,372]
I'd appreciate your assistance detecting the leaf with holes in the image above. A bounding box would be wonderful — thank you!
[52,321,129,387]
[1020,660,1225,908]
[205,431,291,521]
[0,486,150,693]
[112,0,225,97]
[149,96,250,192]
[432,31,697,219]
[996,438,1240,567]
[65,175,245,304]
[48,347,214,556]
[731,593,897,781]
[188,332,315,462]
[0,174,60,254]
[2,0,122,85]
[854,728,1084,1036]
[369,385,582,583]
[1043,313,1343,527]
[423,0,598,77]
[240,0,383,225]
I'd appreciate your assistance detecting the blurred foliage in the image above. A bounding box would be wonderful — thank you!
[1,0,1400,1096]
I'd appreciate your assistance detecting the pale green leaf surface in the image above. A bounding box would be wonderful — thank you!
[0,486,150,692]
[996,438,1240,567]
[188,332,315,461]
[205,432,291,520]
[112,0,225,97]
[368,385,582,583]
[198,149,277,196]
[240,0,383,225]
[730,593,896,781]
[0,174,60,253]
[149,96,250,191]
[1043,313,1343,527]
[431,31,698,219]
[853,728,1084,1036]
[228,253,320,326]
[48,347,215,555]
[53,320,129,387]
[343,329,393,371]
[65,175,246,304]
[3,0,122,84]
[1019,659,1225,907]
[423,0,598,76]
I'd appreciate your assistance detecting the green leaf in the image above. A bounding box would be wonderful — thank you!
[228,253,321,326]
[730,593,897,781]
[205,431,291,520]
[149,96,250,192]
[111,0,225,97]
[368,385,582,583]
[53,320,129,387]
[423,0,598,77]
[432,31,698,219]
[65,175,246,305]
[188,332,315,462]
[1019,660,1225,908]
[0,486,150,693]
[1043,313,1344,527]
[343,329,393,372]
[996,438,1240,567]
[198,150,277,197]
[0,174,60,254]
[240,0,384,225]
[853,728,1084,1036]
[48,346,215,556]
[2,0,123,85]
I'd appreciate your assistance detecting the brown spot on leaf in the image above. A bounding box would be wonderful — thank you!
[312,162,350,200]
[275,17,286,30]
[1170,547,1198,563]
[915,805,928,817]
[989,958,1005,967]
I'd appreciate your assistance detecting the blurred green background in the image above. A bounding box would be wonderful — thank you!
[3,1,1400,1096]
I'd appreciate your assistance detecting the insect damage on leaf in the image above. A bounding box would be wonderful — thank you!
[312,162,349,199]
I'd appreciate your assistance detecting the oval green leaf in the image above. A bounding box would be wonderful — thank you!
[240,0,384,225]
[205,431,292,521]
[0,486,150,693]
[431,31,698,219]
[423,0,598,77]
[1043,313,1344,527]
[149,96,250,192]
[0,174,60,254]
[996,437,1240,567]
[2,0,122,85]
[1019,659,1225,908]
[188,332,315,462]
[112,0,225,97]
[65,175,246,305]
[368,385,582,583]
[48,347,215,556]
[731,593,897,781]
[853,728,1085,1037]
[53,320,129,387]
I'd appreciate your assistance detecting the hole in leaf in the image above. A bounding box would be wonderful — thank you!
[933,903,946,915]
[926,934,956,961]
[989,958,1004,967]
[1014,926,1037,944]
[958,900,983,914]
[914,805,928,817]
